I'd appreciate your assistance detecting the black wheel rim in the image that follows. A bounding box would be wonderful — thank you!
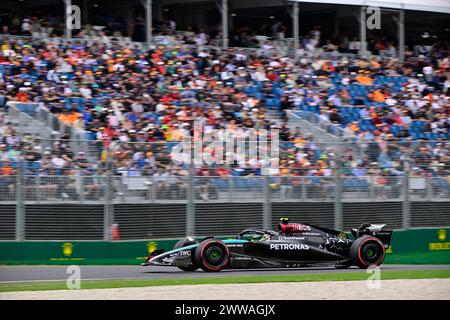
[362,243,381,263]
[205,245,225,265]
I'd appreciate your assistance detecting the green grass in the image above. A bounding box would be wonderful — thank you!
[1,269,449,293]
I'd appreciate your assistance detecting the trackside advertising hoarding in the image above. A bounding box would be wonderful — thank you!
[0,228,449,265]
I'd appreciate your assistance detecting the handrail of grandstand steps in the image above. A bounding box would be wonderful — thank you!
[289,110,356,142]
[7,101,92,159]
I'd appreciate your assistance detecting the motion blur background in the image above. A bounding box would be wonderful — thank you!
[0,0,449,244]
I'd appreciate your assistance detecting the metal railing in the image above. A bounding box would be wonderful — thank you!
[0,124,448,240]
[3,174,446,204]
[292,110,356,141]
[6,102,90,156]
[0,33,369,61]
[1,170,449,240]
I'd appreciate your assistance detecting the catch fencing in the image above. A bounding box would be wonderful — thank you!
[1,171,449,241]
[0,135,448,240]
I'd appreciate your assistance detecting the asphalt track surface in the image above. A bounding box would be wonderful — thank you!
[0,265,449,282]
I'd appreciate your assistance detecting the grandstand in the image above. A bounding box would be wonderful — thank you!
[0,0,449,240]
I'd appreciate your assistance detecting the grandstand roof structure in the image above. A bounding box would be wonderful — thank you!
[289,0,450,14]
[153,0,450,13]
[97,0,449,60]
[3,0,449,13]
[2,0,449,60]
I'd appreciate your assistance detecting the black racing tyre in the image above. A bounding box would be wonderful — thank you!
[350,235,386,269]
[173,237,199,271]
[194,239,230,272]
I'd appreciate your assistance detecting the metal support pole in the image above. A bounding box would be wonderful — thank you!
[398,10,405,63]
[103,157,114,241]
[36,175,42,203]
[402,161,411,229]
[79,176,85,203]
[359,6,367,58]
[15,160,25,241]
[103,175,111,240]
[301,176,307,200]
[222,0,229,50]
[369,175,375,200]
[186,161,195,236]
[228,176,233,203]
[334,149,343,230]
[292,1,299,60]
[144,0,153,48]
[151,175,156,202]
[64,0,72,40]
[263,176,271,230]
[426,176,432,200]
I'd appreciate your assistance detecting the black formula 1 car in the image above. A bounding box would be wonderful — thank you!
[142,218,393,272]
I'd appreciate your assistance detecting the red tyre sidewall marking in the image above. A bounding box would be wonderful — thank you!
[357,237,386,267]
[200,241,230,271]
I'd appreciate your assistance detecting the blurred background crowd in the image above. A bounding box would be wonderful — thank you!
[0,2,448,203]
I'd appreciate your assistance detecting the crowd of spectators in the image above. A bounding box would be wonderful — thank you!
[1,14,222,47]
[0,21,448,202]
[0,111,105,200]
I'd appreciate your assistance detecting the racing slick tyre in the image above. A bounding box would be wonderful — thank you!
[195,239,230,272]
[174,237,199,271]
[350,235,386,269]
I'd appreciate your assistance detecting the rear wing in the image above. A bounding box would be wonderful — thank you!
[351,224,393,248]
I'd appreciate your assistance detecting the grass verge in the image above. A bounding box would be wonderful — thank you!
[1,269,450,292]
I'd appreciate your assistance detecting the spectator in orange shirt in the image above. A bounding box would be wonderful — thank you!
[349,120,360,133]
[356,72,373,86]
[371,90,386,103]
[0,159,14,175]
[58,109,82,125]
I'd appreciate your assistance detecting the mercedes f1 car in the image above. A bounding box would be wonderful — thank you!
[142,218,393,272]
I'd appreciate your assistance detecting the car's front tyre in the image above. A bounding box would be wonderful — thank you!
[195,239,230,272]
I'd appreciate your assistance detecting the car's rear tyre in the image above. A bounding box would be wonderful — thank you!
[195,239,230,272]
[174,237,199,271]
[350,236,386,269]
